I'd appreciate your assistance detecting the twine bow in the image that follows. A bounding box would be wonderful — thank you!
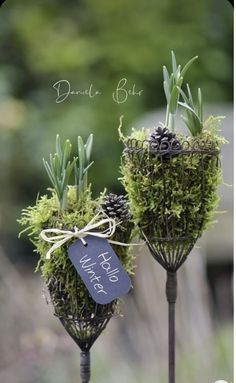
[40,213,138,260]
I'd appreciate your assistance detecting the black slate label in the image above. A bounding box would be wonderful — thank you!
[68,235,132,304]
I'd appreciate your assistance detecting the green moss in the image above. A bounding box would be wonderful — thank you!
[120,116,226,255]
[18,186,134,318]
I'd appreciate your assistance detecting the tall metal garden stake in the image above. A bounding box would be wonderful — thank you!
[166,271,177,383]
[80,351,91,383]
[125,137,220,383]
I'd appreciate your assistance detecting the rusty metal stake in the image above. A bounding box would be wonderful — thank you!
[166,271,177,383]
[80,351,91,383]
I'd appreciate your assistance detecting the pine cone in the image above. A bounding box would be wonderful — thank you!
[149,126,181,154]
[100,193,131,223]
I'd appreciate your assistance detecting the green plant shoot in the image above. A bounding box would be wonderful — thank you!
[178,84,203,136]
[74,134,94,200]
[43,135,76,211]
[163,51,198,133]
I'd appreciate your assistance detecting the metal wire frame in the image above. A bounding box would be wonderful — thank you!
[57,306,113,351]
[123,137,220,383]
[124,137,220,272]
[46,276,115,348]
[45,276,116,383]
[58,307,113,383]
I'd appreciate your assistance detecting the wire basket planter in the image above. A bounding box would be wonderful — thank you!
[122,137,221,383]
[19,134,135,383]
[46,276,116,383]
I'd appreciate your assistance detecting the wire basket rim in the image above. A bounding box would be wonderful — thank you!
[124,137,220,155]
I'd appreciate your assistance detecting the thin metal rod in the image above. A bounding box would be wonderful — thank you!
[80,351,91,383]
[166,271,177,383]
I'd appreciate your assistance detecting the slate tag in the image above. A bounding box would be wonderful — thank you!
[68,235,132,304]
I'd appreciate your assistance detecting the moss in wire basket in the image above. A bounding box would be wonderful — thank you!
[18,134,135,320]
[18,186,135,318]
[119,116,226,243]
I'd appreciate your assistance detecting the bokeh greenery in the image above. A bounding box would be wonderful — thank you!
[0,0,232,250]
[0,2,233,382]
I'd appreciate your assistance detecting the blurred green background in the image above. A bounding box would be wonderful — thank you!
[0,0,233,382]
